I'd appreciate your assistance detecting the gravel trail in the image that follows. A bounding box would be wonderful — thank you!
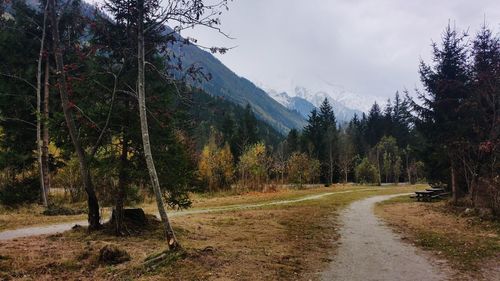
[321,194,451,281]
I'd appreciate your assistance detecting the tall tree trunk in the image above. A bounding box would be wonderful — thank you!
[451,161,458,205]
[137,0,179,250]
[281,168,284,185]
[42,57,51,195]
[36,0,49,207]
[48,0,100,230]
[329,143,333,185]
[406,153,411,185]
[115,131,128,235]
[376,147,381,186]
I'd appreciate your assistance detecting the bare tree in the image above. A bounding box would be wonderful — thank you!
[36,0,50,207]
[338,134,355,183]
[134,0,230,251]
[42,56,51,196]
[326,126,335,185]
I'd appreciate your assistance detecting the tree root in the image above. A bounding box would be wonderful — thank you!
[142,248,186,270]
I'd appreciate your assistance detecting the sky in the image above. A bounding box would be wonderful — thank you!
[90,0,500,101]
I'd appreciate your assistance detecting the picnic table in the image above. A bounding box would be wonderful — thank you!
[426,187,445,192]
[411,188,449,202]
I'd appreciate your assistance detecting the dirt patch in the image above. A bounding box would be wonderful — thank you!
[376,198,500,281]
[98,244,131,265]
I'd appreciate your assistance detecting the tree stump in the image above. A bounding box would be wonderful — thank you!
[109,208,147,227]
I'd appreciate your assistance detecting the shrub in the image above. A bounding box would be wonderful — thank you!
[287,152,320,188]
[199,139,234,192]
[355,158,379,184]
[238,142,269,191]
[0,177,39,206]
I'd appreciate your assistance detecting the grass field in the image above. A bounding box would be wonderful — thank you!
[0,184,422,280]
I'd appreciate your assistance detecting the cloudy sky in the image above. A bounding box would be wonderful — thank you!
[92,0,500,101]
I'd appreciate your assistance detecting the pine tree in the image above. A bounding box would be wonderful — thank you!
[0,0,43,202]
[416,24,471,203]
[467,24,500,207]
[318,98,338,184]
[303,108,322,158]
[285,128,299,157]
[234,104,258,158]
[366,102,384,146]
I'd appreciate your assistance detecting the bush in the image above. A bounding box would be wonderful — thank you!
[355,158,379,184]
[238,142,269,191]
[0,177,40,206]
[287,152,320,188]
[42,204,86,216]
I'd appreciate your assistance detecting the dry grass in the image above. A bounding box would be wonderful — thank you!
[0,205,87,232]
[0,184,362,232]
[0,184,420,280]
[376,196,500,280]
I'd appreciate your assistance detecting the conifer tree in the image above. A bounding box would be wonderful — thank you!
[416,24,470,203]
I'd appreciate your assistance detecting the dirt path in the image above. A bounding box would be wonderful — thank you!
[0,188,378,241]
[321,194,452,281]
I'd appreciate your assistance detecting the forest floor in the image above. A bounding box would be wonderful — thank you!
[376,196,500,281]
[0,184,421,280]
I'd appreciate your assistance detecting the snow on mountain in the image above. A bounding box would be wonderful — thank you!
[264,87,361,124]
[266,89,291,108]
[264,76,387,124]
[289,79,383,113]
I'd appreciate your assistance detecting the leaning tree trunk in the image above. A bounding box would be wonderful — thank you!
[36,0,49,207]
[48,0,100,230]
[137,0,180,250]
[42,57,51,195]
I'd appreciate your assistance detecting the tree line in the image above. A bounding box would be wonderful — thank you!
[196,22,500,218]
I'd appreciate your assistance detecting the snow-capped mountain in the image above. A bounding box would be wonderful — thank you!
[265,77,385,124]
[289,79,383,113]
[267,89,292,108]
[267,89,361,124]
